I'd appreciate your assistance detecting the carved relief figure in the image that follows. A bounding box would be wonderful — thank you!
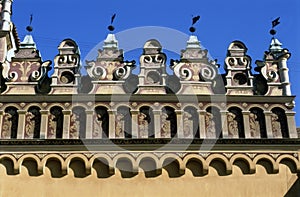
[227,112,238,137]
[93,113,103,138]
[70,113,80,139]
[138,112,148,138]
[1,113,12,139]
[205,112,216,138]
[161,112,171,138]
[25,112,35,139]
[183,112,193,138]
[115,113,125,138]
[48,114,56,139]
[271,113,281,138]
[249,113,260,138]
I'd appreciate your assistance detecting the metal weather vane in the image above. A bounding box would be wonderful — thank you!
[270,17,280,36]
[26,14,34,33]
[189,15,200,33]
[108,14,117,32]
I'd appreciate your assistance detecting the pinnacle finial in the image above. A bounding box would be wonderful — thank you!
[108,14,116,32]
[189,15,200,33]
[26,14,33,33]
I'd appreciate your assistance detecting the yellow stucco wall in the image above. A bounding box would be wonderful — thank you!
[0,163,298,197]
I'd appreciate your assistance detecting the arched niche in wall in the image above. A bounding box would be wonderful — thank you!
[49,106,64,139]
[271,107,289,138]
[72,107,86,139]
[183,106,199,138]
[206,106,222,139]
[161,106,177,138]
[3,107,18,139]
[139,106,154,138]
[116,106,132,138]
[249,107,267,138]
[94,106,109,138]
[228,107,244,138]
[27,106,42,139]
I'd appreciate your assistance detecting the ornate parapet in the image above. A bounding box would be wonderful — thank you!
[171,35,219,95]
[2,35,51,95]
[50,39,81,95]
[136,39,167,94]
[225,41,254,95]
[85,34,135,94]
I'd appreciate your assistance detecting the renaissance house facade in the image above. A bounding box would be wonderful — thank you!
[0,1,299,196]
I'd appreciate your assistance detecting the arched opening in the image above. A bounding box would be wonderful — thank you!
[161,106,177,138]
[22,159,40,177]
[249,107,266,138]
[94,106,109,138]
[206,106,222,138]
[4,107,18,139]
[186,159,204,177]
[71,107,86,139]
[162,158,181,178]
[139,158,157,178]
[116,158,135,178]
[210,159,227,176]
[46,159,64,178]
[0,158,15,175]
[233,159,251,174]
[69,158,87,178]
[116,106,132,138]
[139,106,154,138]
[92,158,112,178]
[49,106,64,139]
[271,107,289,138]
[228,107,244,138]
[183,106,199,138]
[27,106,41,139]
[257,159,274,174]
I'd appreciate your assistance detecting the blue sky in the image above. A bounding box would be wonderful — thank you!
[12,0,300,125]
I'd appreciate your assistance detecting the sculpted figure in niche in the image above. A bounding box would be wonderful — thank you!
[115,113,125,138]
[93,113,103,138]
[205,112,216,138]
[183,112,193,138]
[70,113,80,139]
[249,113,260,138]
[25,112,35,139]
[271,113,281,138]
[1,113,12,139]
[227,112,238,137]
[138,112,148,138]
[161,112,171,138]
[48,114,56,139]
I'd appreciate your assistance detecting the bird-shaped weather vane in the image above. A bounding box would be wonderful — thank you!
[189,15,200,33]
[26,14,34,33]
[270,17,280,37]
[108,14,116,32]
